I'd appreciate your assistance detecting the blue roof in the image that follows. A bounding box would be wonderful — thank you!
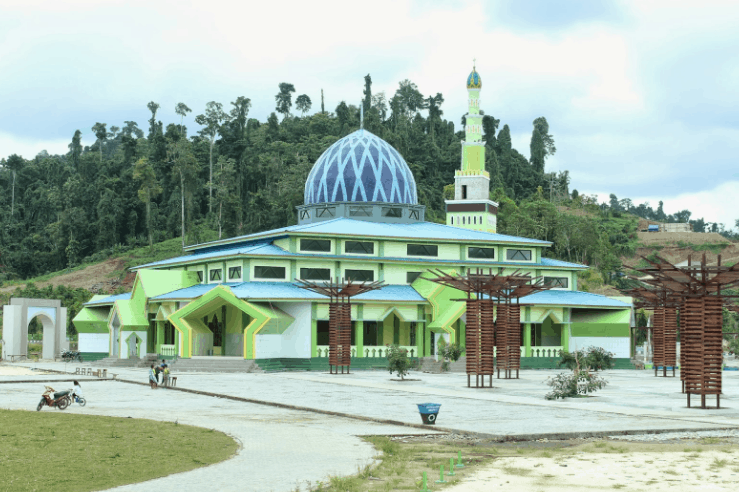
[135,240,587,270]
[84,292,132,306]
[152,282,426,302]
[183,217,550,253]
[304,130,417,206]
[511,290,631,308]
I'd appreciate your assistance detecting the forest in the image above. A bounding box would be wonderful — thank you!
[0,75,734,286]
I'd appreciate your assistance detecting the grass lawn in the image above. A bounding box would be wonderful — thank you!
[308,435,739,491]
[0,409,238,492]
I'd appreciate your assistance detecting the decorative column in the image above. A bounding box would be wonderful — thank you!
[523,323,532,357]
[355,320,364,358]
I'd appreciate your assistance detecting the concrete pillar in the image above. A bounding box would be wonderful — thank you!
[524,323,532,357]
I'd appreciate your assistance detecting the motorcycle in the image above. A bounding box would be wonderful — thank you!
[61,350,83,363]
[36,386,71,411]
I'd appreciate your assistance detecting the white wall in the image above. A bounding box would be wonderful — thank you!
[254,302,311,359]
[120,330,147,359]
[79,333,110,353]
[2,305,21,359]
[570,337,630,358]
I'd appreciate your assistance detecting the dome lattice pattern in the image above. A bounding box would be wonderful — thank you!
[304,130,418,205]
[467,70,482,89]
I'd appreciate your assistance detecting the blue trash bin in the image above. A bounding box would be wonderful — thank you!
[417,403,441,425]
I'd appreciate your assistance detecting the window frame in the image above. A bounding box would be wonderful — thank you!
[196,270,204,283]
[344,269,374,282]
[544,276,569,289]
[209,269,223,281]
[406,244,439,257]
[300,238,332,253]
[254,265,287,280]
[468,246,495,259]
[506,249,532,261]
[228,266,242,281]
[344,240,375,255]
[299,267,332,281]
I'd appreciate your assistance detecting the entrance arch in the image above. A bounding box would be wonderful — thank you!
[1,298,68,360]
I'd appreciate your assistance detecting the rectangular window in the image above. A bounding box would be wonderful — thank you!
[349,205,373,217]
[228,266,242,280]
[316,207,335,218]
[300,239,331,252]
[407,244,438,257]
[196,271,204,282]
[468,247,495,259]
[506,249,532,261]
[254,266,286,279]
[406,272,422,284]
[382,207,402,218]
[345,269,374,282]
[344,241,374,254]
[209,269,222,281]
[544,277,569,288]
[300,268,331,281]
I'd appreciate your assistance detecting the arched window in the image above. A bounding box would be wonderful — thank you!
[473,217,477,224]
[450,216,453,225]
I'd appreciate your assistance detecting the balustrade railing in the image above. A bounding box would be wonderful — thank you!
[315,345,417,358]
[159,344,177,356]
[314,345,561,358]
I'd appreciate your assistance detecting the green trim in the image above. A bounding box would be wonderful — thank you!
[290,260,297,282]
[524,323,532,357]
[311,303,318,358]
[355,320,364,358]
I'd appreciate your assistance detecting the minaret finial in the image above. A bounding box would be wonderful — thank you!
[360,102,364,130]
[473,58,476,70]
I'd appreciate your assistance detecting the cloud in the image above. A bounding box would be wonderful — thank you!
[0,131,92,161]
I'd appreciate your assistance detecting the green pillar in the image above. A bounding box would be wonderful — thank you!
[459,319,466,349]
[524,323,532,357]
[424,316,432,357]
[355,320,364,358]
[562,308,570,352]
[311,303,318,358]
[156,321,164,354]
[415,322,423,358]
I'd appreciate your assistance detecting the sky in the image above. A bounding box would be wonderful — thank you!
[1,0,738,230]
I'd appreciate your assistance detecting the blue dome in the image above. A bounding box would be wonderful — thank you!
[304,130,418,205]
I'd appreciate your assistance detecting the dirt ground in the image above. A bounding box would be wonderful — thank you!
[623,242,739,269]
[0,258,135,295]
[636,231,729,246]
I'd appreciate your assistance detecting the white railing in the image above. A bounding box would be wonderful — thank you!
[529,346,563,358]
[315,345,418,358]
[160,344,176,356]
[313,345,561,358]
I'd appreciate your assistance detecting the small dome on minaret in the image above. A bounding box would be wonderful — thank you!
[466,64,482,89]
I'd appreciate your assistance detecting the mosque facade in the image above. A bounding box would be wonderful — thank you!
[73,68,633,368]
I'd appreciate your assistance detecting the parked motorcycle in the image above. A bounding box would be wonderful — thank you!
[61,350,83,363]
[36,386,71,411]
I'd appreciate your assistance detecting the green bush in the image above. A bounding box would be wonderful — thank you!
[557,346,614,371]
[439,343,462,362]
[386,345,411,380]
[545,370,608,400]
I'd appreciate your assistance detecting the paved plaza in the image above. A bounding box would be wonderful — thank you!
[2,362,739,491]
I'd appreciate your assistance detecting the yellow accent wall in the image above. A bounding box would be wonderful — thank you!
[463,145,484,172]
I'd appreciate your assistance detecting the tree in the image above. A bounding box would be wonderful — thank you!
[275,82,296,120]
[426,92,444,142]
[482,115,500,147]
[195,101,227,214]
[146,101,160,140]
[530,126,546,174]
[68,130,82,168]
[133,157,162,248]
[229,96,251,139]
[363,74,372,113]
[122,121,144,139]
[532,117,556,157]
[372,92,388,121]
[211,156,237,239]
[175,102,192,135]
[6,154,24,218]
[91,122,107,164]
[609,194,620,212]
[167,134,200,248]
[295,94,312,117]
[321,88,325,114]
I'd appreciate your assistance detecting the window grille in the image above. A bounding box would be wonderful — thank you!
[382,207,402,218]
[506,249,532,261]
[544,277,568,288]
[300,239,331,252]
[349,206,372,217]
[468,247,495,259]
[345,269,374,282]
[209,269,222,281]
[344,241,374,254]
[300,268,331,281]
[407,244,438,257]
[228,266,242,280]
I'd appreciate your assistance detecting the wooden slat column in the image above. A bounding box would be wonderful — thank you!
[682,297,704,405]
[652,307,665,376]
[328,302,352,373]
[702,296,723,407]
[495,303,508,379]
[508,304,522,379]
[663,306,678,377]
[465,299,481,386]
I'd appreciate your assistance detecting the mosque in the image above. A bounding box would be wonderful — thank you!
[73,67,633,369]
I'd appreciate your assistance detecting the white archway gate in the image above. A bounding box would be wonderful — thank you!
[2,298,68,360]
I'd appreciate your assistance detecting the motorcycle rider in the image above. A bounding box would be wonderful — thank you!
[72,380,82,402]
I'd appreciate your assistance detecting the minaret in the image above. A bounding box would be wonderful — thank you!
[445,62,498,233]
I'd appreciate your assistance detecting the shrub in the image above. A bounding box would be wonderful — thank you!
[439,343,463,362]
[546,349,608,400]
[386,345,410,380]
[557,346,614,372]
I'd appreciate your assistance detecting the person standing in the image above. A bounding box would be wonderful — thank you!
[148,364,158,389]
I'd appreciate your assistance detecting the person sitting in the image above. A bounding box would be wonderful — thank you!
[72,380,82,402]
